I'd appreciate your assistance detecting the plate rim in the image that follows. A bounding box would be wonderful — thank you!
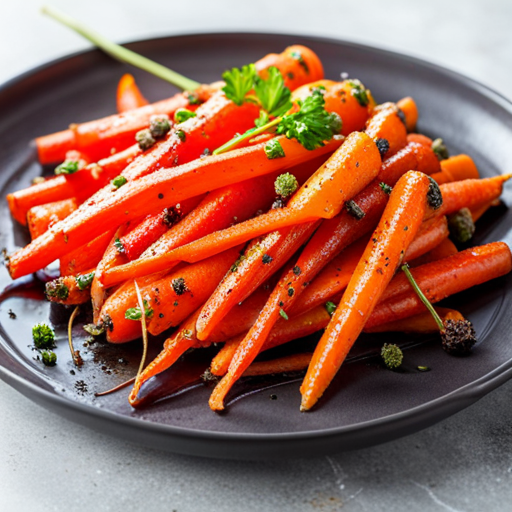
[1,30,512,456]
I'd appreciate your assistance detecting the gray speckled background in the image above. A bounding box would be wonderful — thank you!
[1,1,512,510]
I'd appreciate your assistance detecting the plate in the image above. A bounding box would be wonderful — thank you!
[1,32,512,460]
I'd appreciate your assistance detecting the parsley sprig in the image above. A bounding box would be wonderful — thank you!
[214,89,342,155]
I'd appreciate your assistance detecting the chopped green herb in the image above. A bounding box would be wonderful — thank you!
[432,138,449,161]
[125,300,154,320]
[136,129,156,150]
[276,90,342,150]
[55,160,79,175]
[379,182,393,195]
[253,66,293,117]
[114,238,125,254]
[279,308,289,320]
[32,323,56,349]
[275,172,298,198]
[76,272,95,290]
[381,343,403,370]
[265,139,286,160]
[174,109,197,124]
[112,175,127,189]
[83,323,105,336]
[347,79,370,107]
[176,129,186,142]
[222,63,257,106]
[149,114,171,138]
[325,301,337,316]
[42,350,57,366]
[45,278,69,301]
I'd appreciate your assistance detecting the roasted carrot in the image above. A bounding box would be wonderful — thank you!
[59,229,115,276]
[119,195,205,261]
[27,198,77,240]
[364,102,408,156]
[409,237,458,267]
[365,242,512,330]
[366,307,465,333]
[7,134,342,280]
[45,269,95,305]
[196,221,321,341]
[36,45,324,164]
[406,133,433,146]
[396,97,418,132]
[430,154,479,185]
[298,171,433,411]
[117,74,148,113]
[243,353,313,377]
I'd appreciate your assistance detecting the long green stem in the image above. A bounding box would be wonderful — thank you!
[401,264,444,330]
[42,5,201,91]
[213,117,281,155]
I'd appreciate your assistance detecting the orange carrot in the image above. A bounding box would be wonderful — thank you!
[396,97,418,132]
[409,237,458,267]
[45,269,95,305]
[27,198,77,240]
[298,170,433,411]
[365,242,512,330]
[430,154,479,185]
[117,74,148,113]
[366,307,465,333]
[59,229,115,276]
[365,103,408,156]
[196,221,321,341]
[7,134,342,280]
[406,133,433,146]
[243,353,313,377]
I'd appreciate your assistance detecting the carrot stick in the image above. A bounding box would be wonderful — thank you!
[102,171,287,286]
[119,195,205,261]
[396,97,418,132]
[365,242,512,330]
[7,134,342,280]
[430,154,480,185]
[243,353,313,377]
[366,307,465,333]
[27,198,77,240]
[45,269,95,305]
[59,229,115,276]
[196,220,321,341]
[117,74,148,113]
[36,45,324,164]
[298,170,433,411]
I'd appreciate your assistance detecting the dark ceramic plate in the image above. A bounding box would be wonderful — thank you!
[1,33,512,460]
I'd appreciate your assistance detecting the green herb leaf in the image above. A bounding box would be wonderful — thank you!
[114,238,125,254]
[222,64,257,106]
[347,79,370,107]
[265,139,286,160]
[379,182,393,195]
[255,110,270,128]
[276,90,342,151]
[55,160,79,175]
[112,175,127,189]
[83,323,105,336]
[76,272,95,290]
[325,301,337,316]
[42,350,57,366]
[125,300,154,321]
[253,66,293,118]
[174,109,197,124]
[279,308,289,320]
[32,323,56,349]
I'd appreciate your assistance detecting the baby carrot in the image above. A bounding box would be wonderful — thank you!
[116,74,148,113]
[430,154,480,184]
[27,198,77,240]
[396,97,418,132]
[299,171,434,411]
[45,269,95,305]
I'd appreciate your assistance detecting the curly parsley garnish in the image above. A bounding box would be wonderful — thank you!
[222,63,257,106]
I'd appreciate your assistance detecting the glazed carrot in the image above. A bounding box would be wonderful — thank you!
[430,154,479,185]
[196,220,321,341]
[243,353,313,377]
[407,133,433,146]
[7,134,342,280]
[298,171,433,411]
[396,96,418,132]
[119,195,204,261]
[117,74,148,113]
[409,237,458,267]
[366,307,465,333]
[27,198,77,240]
[102,171,285,286]
[36,45,325,164]
[59,229,115,276]
[45,269,95,305]
[211,304,331,376]
[91,227,129,324]
[365,242,512,330]
[101,247,241,343]
[364,103,408,156]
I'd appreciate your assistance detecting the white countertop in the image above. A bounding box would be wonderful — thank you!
[2,1,512,510]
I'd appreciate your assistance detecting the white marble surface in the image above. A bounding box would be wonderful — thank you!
[1,1,512,510]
